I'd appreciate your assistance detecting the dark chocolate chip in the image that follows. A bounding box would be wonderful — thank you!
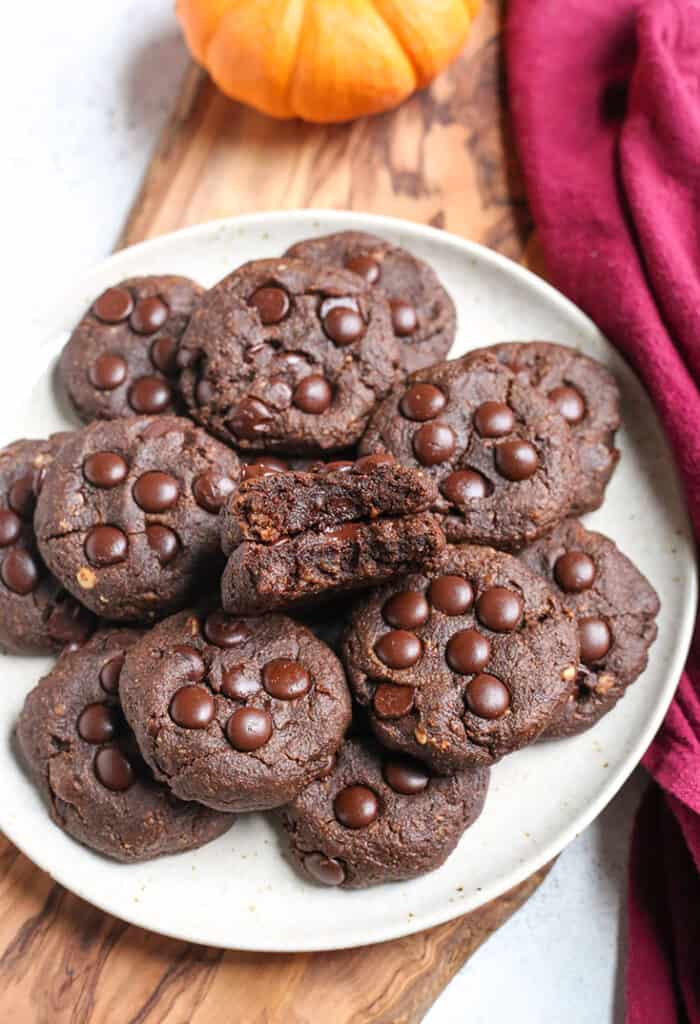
[373,683,415,719]
[130,296,169,335]
[334,785,379,829]
[382,591,429,630]
[173,645,206,681]
[170,686,215,729]
[374,630,422,669]
[345,255,380,285]
[412,423,456,466]
[465,674,511,719]
[249,286,290,324]
[78,702,119,744]
[495,439,539,481]
[84,525,128,567]
[229,397,273,441]
[93,287,133,324]
[132,471,179,512]
[579,617,612,664]
[383,757,429,795]
[226,707,273,751]
[192,470,236,513]
[549,385,586,424]
[323,306,365,346]
[554,551,596,593]
[390,300,418,337]
[293,375,333,414]
[446,628,491,674]
[428,575,473,616]
[1,550,39,594]
[99,654,124,694]
[441,469,492,503]
[400,384,446,422]
[88,353,127,391]
[0,509,21,547]
[9,475,37,519]
[146,524,179,565]
[128,376,172,414]
[150,335,179,375]
[474,401,515,438]
[94,745,134,791]
[221,664,260,700]
[204,612,252,648]
[262,658,311,700]
[304,852,346,886]
[83,452,129,489]
[476,587,523,632]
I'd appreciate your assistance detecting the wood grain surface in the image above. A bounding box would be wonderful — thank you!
[2,1,555,1021]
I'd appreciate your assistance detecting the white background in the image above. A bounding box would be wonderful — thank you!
[2,3,646,1020]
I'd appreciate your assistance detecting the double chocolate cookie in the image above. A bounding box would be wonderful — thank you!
[35,416,240,621]
[282,738,489,888]
[482,342,620,513]
[119,609,352,812]
[178,258,400,454]
[220,455,446,615]
[342,544,579,772]
[518,518,660,737]
[359,351,580,550]
[284,231,457,373]
[0,436,95,653]
[60,275,203,422]
[16,629,233,861]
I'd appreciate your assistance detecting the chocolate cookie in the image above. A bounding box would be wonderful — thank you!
[518,518,660,737]
[220,456,445,615]
[60,275,203,422]
[0,436,95,653]
[178,258,400,454]
[282,738,489,888]
[284,231,457,373]
[16,629,233,861]
[119,609,352,812]
[35,416,241,622]
[481,342,620,513]
[342,544,579,772]
[359,351,580,550]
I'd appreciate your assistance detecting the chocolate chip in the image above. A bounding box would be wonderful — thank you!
[249,286,290,324]
[192,470,236,513]
[1,550,39,594]
[319,296,358,319]
[89,354,127,391]
[383,756,430,795]
[84,525,128,567]
[94,745,134,791]
[579,617,612,664]
[412,423,456,466]
[495,439,539,481]
[446,628,491,674]
[9,475,37,519]
[465,674,510,719]
[128,377,172,414]
[355,453,394,473]
[441,469,492,502]
[554,551,596,593]
[78,702,119,744]
[150,335,179,375]
[400,384,446,422]
[345,254,380,285]
[0,509,21,547]
[429,575,473,616]
[374,630,422,669]
[83,452,128,488]
[204,612,251,648]
[474,401,515,438]
[549,385,586,424]
[324,523,361,540]
[46,599,94,647]
[170,686,215,729]
[323,306,365,346]
[99,654,124,694]
[221,664,260,700]
[146,524,179,565]
[373,683,415,719]
[304,852,346,886]
[132,471,179,512]
[334,785,379,829]
[226,707,273,751]
[382,591,429,630]
[293,375,333,414]
[130,296,169,335]
[93,287,133,324]
[168,646,204,684]
[390,300,418,337]
[262,658,311,700]
[321,460,354,474]
[229,397,272,440]
[476,587,523,632]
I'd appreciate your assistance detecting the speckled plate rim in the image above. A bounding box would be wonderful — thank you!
[1,209,696,952]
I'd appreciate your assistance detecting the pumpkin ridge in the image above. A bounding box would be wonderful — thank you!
[364,0,422,82]
[284,0,311,111]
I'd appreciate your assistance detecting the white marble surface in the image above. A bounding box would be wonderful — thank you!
[3,3,644,1020]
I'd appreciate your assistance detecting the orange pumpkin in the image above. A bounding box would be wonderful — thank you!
[176,0,481,123]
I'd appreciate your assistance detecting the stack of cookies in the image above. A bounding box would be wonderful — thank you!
[10,231,659,888]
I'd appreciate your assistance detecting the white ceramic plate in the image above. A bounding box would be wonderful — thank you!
[2,211,695,952]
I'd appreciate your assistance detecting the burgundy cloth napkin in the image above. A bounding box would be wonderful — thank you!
[506,1,700,1019]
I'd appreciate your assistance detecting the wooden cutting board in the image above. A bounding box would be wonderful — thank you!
[0,1,556,1020]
